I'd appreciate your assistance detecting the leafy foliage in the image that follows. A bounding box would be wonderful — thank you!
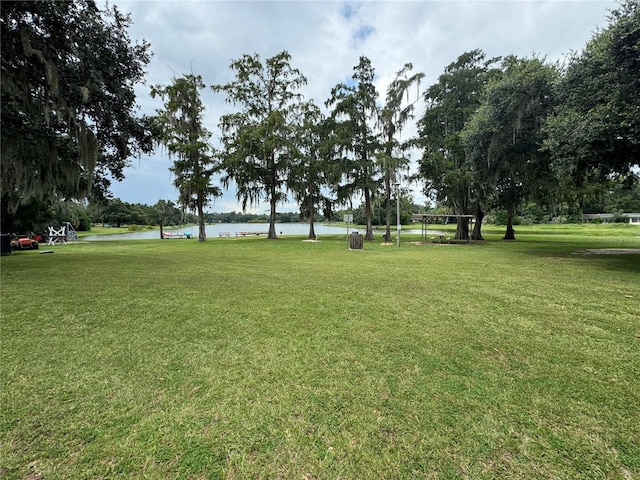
[378,63,424,241]
[326,56,381,240]
[0,0,154,219]
[288,102,336,239]
[213,51,307,239]
[463,56,559,239]
[418,50,500,240]
[151,74,221,241]
[544,0,640,189]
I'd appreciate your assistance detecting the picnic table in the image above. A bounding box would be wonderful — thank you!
[432,234,450,244]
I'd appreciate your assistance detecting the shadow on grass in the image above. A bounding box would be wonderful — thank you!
[524,245,640,274]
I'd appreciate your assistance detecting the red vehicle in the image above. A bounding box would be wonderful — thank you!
[11,235,39,250]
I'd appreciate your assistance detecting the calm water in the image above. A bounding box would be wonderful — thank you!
[83,223,434,241]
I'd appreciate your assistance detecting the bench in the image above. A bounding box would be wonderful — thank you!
[219,232,231,237]
[235,231,267,237]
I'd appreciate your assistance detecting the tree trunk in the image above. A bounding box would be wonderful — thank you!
[384,172,391,242]
[197,198,206,242]
[159,220,164,239]
[308,203,316,240]
[267,155,278,240]
[268,192,278,239]
[503,205,516,240]
[455,217,469,240]
[472,201,484,241]
[453,192,470,240]
[364,187,373,241]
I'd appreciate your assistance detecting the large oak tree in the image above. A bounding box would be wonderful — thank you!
[544,0,639,204]
[1,0,154,231]
[417,50,499,240]
[463,56,559,240]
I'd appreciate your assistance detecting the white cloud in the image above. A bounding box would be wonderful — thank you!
[110,0,615,210]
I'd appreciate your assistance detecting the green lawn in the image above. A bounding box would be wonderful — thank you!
[1,226,639,479]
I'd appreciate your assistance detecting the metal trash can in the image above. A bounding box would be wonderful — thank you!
[0,234,11,255]
[349,232,363,250]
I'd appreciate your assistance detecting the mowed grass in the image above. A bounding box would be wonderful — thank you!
[1,226,639,479]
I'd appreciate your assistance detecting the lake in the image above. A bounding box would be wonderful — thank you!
[82,223,438,241]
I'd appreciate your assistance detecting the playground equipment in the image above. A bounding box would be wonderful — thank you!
[62,222,78,240]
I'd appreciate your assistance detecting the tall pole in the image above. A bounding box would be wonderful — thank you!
[395,182,401,248]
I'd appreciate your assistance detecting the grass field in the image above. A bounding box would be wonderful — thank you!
[1,225,639,479]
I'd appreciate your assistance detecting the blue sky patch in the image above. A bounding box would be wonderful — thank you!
[341,2,360,22]
[353,24,374,45]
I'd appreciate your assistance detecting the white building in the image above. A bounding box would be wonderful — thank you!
[582,213,640,224]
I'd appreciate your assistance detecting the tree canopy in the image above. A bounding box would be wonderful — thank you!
[544,0,640,190]
[151,74,221,242]
[1,0,154,222]
[379,63,424,241]
[326,56,381,240]
[288,102,335,239]
[417,50,499,240]
[212,51,307,239]
[463,56,559,240]
[3,1,637,235]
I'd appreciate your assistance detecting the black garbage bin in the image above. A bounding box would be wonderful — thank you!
[0,234,11,255]
[349,232,363,250]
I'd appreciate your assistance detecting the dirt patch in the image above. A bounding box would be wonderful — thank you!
[575,248,640,255]
[410,241,457,246]
[24,470,43,480]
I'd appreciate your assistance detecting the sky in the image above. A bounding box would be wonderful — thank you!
[109,0,616,213]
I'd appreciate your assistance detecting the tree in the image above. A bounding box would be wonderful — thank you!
[1,0,154,228]
[417,50,499,240]
[103,198,133,228]
[326,56,380,241]
[289,102,335,239]
[544,0,639,203]
[463,56,559,240]
[151,74,221,242]
[153,199,180,237]
[378,63,424,242]
[212,51,307,240]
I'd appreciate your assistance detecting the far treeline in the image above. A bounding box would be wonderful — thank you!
[18,188,640,236]
[2,1,638,241]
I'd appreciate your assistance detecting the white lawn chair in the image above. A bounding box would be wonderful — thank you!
[48,226,67,245]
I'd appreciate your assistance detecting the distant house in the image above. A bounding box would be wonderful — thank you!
[582,213,640,224]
